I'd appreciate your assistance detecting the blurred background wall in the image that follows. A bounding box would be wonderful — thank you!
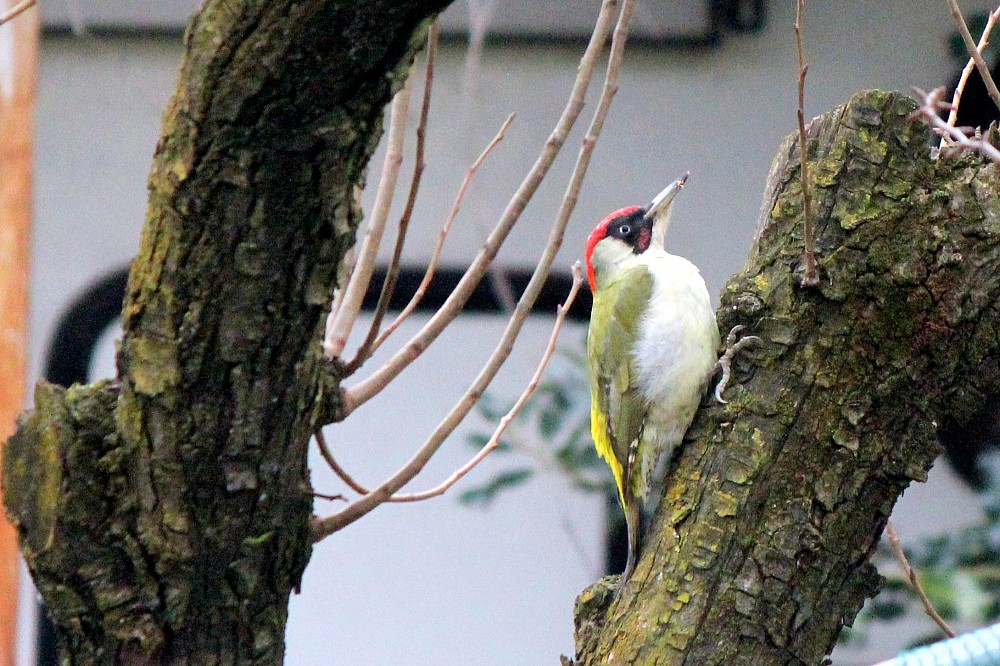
[18,1,1000,664]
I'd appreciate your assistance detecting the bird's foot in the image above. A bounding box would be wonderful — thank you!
[713,325,762,404]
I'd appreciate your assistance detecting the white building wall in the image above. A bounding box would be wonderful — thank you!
[22,1,997,663]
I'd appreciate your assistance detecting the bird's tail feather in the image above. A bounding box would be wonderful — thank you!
[619,499,642,590]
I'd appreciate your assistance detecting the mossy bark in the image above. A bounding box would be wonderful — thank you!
[573,90,1000,664]
[3,0,450,663]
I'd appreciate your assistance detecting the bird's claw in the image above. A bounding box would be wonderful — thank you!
[714,325,762,404]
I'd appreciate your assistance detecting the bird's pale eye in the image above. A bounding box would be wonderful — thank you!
[618,224,631,235]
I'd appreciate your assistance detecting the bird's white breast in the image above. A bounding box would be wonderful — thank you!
[632,250,719,453]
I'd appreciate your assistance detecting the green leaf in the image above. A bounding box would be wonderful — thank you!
[465,433,491,451]
[982,597,1000,622]
[573,477,615,494]
[464,432,513,454]
[879,575,908,591]
[868,599,907,621]
[458,468,534,506]
[476,393,515,421]
[562,421,586,450]
[538,405,563,439]
[540,381,572,412]
[915,570,957,619]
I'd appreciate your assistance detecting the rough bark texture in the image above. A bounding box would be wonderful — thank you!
[3,1,450,663]
[573,90,1000,664]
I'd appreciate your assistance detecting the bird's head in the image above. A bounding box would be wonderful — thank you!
[584,172,689,291]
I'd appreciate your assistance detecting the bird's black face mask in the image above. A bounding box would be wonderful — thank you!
[606,208,652,255]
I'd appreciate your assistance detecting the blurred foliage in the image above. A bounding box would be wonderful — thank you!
[460,340,615,507]
[949,12,1000,64]
[843,465,1000,647]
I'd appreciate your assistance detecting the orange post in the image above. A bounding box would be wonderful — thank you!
[0,2,39,664]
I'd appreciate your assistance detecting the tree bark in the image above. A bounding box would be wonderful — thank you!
[3,1,451,663]
[573,90,1000,664]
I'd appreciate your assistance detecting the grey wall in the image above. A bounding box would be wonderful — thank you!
[21,1,998,663]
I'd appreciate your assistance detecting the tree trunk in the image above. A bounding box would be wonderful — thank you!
[3,1,451,662]
[572,90,1000,664]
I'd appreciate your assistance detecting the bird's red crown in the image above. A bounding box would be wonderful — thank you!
[584,205,642,291]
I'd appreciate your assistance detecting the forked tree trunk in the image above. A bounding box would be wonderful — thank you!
[572,90,1000,664]
[5,1,997,663]
[3,1,449,662]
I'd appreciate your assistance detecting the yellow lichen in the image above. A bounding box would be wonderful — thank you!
[34,416,63,552]
[170,158,189,182]
[129,336,181,397]
[714,492,738,518]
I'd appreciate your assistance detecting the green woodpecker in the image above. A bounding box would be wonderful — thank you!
[585,173,719,584]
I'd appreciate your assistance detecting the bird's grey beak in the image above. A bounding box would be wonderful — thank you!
[644,172,689,221]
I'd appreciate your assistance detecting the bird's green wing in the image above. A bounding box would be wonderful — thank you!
[587,264,654,498]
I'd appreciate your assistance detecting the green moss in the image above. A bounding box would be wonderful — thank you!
[3,385,67,555]
[757,316,797,346]
[831,426,859,452]
[835,192,881,230]
[724,460,752,485]
[714,492,738,518]
[242,532,275,547]
[128,336,181,397]
[812,151,844,188]
[665,630,692,650]
[852,127,888,162]
[752,274,770,294]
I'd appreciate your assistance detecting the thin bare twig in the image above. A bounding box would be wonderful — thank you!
[947,0,1000,114]
[339,0,624,418]
[0,0,35,27]
[886,521,956,638]
[391,262,583,502]
[315,429,371,496]
[311,490,347,502]
[317,264,583,504]
[325,191,362,324]
[945,5,1000,136]
[794,0,818,287]
[313,0,636,541]
[488,266,518,313]
[344,23,439,376]
[912,87,1000,162]
[323,73,414,360]
[370,113,515,355]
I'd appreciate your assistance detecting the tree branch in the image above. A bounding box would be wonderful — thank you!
[369,113,515,356]
[324,72,414,360]
[913,86,1000,162]
[946,0,1000,113]
[794,0,818,286]
[945,5,1000,133]
[315,429,371,496]
[391,263,582,503]
[344,22,440,376]
[340,0,623,417]
[314,0,637,538]
[0,0,35,27]
[885,521,956,639]
[318,263,583,506]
